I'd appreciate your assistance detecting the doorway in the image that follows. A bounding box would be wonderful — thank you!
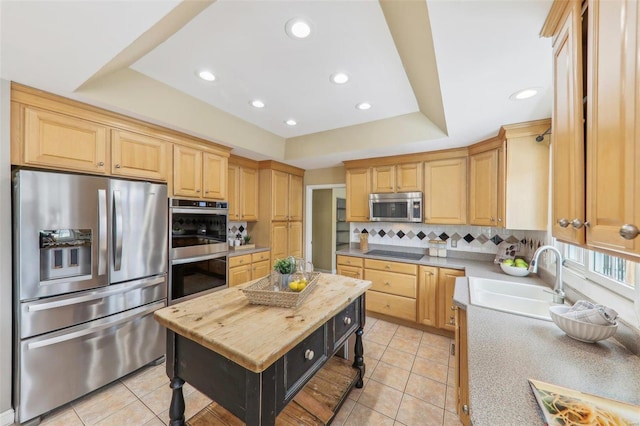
[305,184,346,274]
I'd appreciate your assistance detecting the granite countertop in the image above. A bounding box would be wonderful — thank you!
[338,245,640,424]
[154,273,371,373]
[227,245,270,257]
[453,276,640,425]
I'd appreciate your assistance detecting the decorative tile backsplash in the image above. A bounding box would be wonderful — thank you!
[228,221,248,242]
[350,222,549,259]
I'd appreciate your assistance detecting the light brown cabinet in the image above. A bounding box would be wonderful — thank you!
[455,307,470,425]
[345,167,370,222]
[424,157,467,224]
[270,221,302,261]
[437,268,464,332]
[228,250,271,287]
[336,255,363,279]
[111,129,169,181]
[417,266,438,327]
[364,259,418,322]
[468,143,502,227]
[371,163,422,193]
[228,157,259,222]
[173,145,228,200]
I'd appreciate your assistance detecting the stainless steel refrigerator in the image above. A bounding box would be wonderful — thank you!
[12,169,168,424]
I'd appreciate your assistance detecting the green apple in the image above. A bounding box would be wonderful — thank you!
[515,263,528,268]
[502,259,515,266]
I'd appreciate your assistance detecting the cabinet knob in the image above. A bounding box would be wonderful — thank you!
[558,218,570,228]
[385,303,391,308]
[498,218,503,223]
[570,218,587,229]
[449,317,455,325]
[450,305,456,311]
[115,164,121,169]
[98,162,105,166]
[196,189,201,193]
[343,317,352,326]
[385,265,391,269]
[619,224,640,240]
[384,281,390,286]
[490,217,495,222]
[205,190,210,193]
[463,405,469,415]
[304,349,315,361]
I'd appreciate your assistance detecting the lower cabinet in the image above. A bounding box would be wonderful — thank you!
[363,259,418,322]
[228,251,271,287]
[438,268,465,331]
[417,266,438,327]
[336,255,363,279]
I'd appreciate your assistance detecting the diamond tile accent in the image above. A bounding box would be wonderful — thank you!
[238,225,245,233]
[506,236,520,244]
[406,230,416,239]
[450,233,462,242]
[463,233,475,243]
[439,232,449,241]
[475,234,489,244]
[396,230,405,239]
[378,230,386,237]
[387,230,396,238]
[369,229,377,236]
[230,226,238,233]
[362,229,369,234]
[353,228,361,234]
[428,232,438,240]
[417,231,427,240]
[490,235,504,245]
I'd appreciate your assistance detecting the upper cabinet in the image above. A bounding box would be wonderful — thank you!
[345,167,371,222]
[270,170,303,221]
[228,156,259,222]
[543,0,640,258]
[11,83,231,185]
[468,120,550,230]
[424,154,468,225]
[371,163,422,193]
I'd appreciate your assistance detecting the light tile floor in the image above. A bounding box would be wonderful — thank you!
[31,317,462,426]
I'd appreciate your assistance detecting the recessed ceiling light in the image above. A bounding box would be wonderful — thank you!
[198,70,216,82]
[285,18,312,39]
[330,72,349,84]
[356,102,372,110]
[251,100,265,108]
[285,119,297,126]
[509,87,540,100]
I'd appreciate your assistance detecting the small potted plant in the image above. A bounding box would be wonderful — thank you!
[273,257,295,289]
[243,235,252,245]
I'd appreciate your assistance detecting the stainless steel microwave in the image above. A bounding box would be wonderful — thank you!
[369,192,423,222]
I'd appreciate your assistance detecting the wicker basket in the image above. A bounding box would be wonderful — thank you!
[242,272,320,308]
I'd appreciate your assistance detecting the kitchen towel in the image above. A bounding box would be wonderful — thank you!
[561,300,618,325]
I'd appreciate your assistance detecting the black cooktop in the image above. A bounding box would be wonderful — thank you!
[366,250,424,261]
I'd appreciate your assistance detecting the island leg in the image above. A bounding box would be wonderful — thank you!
[352,326,365,388]
[169,377,186,426]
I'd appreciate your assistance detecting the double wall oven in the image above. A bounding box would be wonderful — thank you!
[169,199,229,304]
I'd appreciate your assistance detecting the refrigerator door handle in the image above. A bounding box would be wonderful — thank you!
[26,302,163,350]
[98,189,107,276]
[113,190,123,271]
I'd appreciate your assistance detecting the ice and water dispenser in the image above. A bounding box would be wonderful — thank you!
[39,229,92,281]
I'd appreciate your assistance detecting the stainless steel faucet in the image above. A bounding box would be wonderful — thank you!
[528,245,565,304]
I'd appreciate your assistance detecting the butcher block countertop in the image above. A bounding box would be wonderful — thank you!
[154,273,371,374]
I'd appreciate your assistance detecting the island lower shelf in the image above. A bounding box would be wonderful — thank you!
[187,355,359,426]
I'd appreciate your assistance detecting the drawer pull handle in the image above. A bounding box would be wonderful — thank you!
[304,349,315,361]
[449,317,455,325]
[384,281,390,286]
[98,162,105,166]
[462,405,469,415]
[343,317,352,326]
[385,303,391,308]
[450,305,456,311]
[385,265,391,269]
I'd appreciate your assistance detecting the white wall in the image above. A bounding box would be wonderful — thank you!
[0,79,14,423]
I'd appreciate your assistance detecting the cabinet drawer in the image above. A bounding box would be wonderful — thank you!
[364,269,416,298]
[251,251,270,263]
[228,254,251,268]
[337,265,362,280]
[332,301,359,351]
[367,291,417,322]
[284,325,327,398]
[337,255,363,268]
[252,260,270,280]
[365,259,417,275]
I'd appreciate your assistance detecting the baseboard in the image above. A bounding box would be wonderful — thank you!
[0,408,14,426]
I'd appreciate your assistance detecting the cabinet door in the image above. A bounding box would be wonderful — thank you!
[469,149,499,226]
[228,164,240,221]
[202,152,227,200]
[240,167,259,221]
[173,145,202,197]
[396,162,423,192]
[23,106,108,174]
[337,265,362,279]
[271,170,290,221]
[346,168,371,221]
[288,221,303,258]
[438,268,464,331]
[552,1,586,244]
[228,265,252,287]
[418,266,438,327]
[252,260,270,280]
[424,158,467,224]
[586,0,640,254]
[271,222,289,260]
[289,174,304,221]
[111,129,168,181]
[371,165,395,193]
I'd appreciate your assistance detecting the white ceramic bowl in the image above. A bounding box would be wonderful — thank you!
[549,305,618,343]
[499,263,530,277]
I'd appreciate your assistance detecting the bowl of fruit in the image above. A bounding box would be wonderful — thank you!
[500,258,530,277]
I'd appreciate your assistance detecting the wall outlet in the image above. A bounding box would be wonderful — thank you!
[451,239,457,248]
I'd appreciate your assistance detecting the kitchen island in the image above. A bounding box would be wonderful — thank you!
[154,273,372,425]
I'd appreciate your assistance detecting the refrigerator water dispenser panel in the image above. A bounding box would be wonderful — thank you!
[39,229,92,281]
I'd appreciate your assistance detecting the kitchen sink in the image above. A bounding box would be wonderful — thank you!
[468,277,558,321]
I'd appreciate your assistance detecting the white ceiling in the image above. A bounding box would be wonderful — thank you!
[0,0,553,170]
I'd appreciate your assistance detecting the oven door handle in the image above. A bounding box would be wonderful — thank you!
[171,253,227,265]
[170,207,228,215]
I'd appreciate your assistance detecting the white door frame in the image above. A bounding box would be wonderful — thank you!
[305,183,346,273]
